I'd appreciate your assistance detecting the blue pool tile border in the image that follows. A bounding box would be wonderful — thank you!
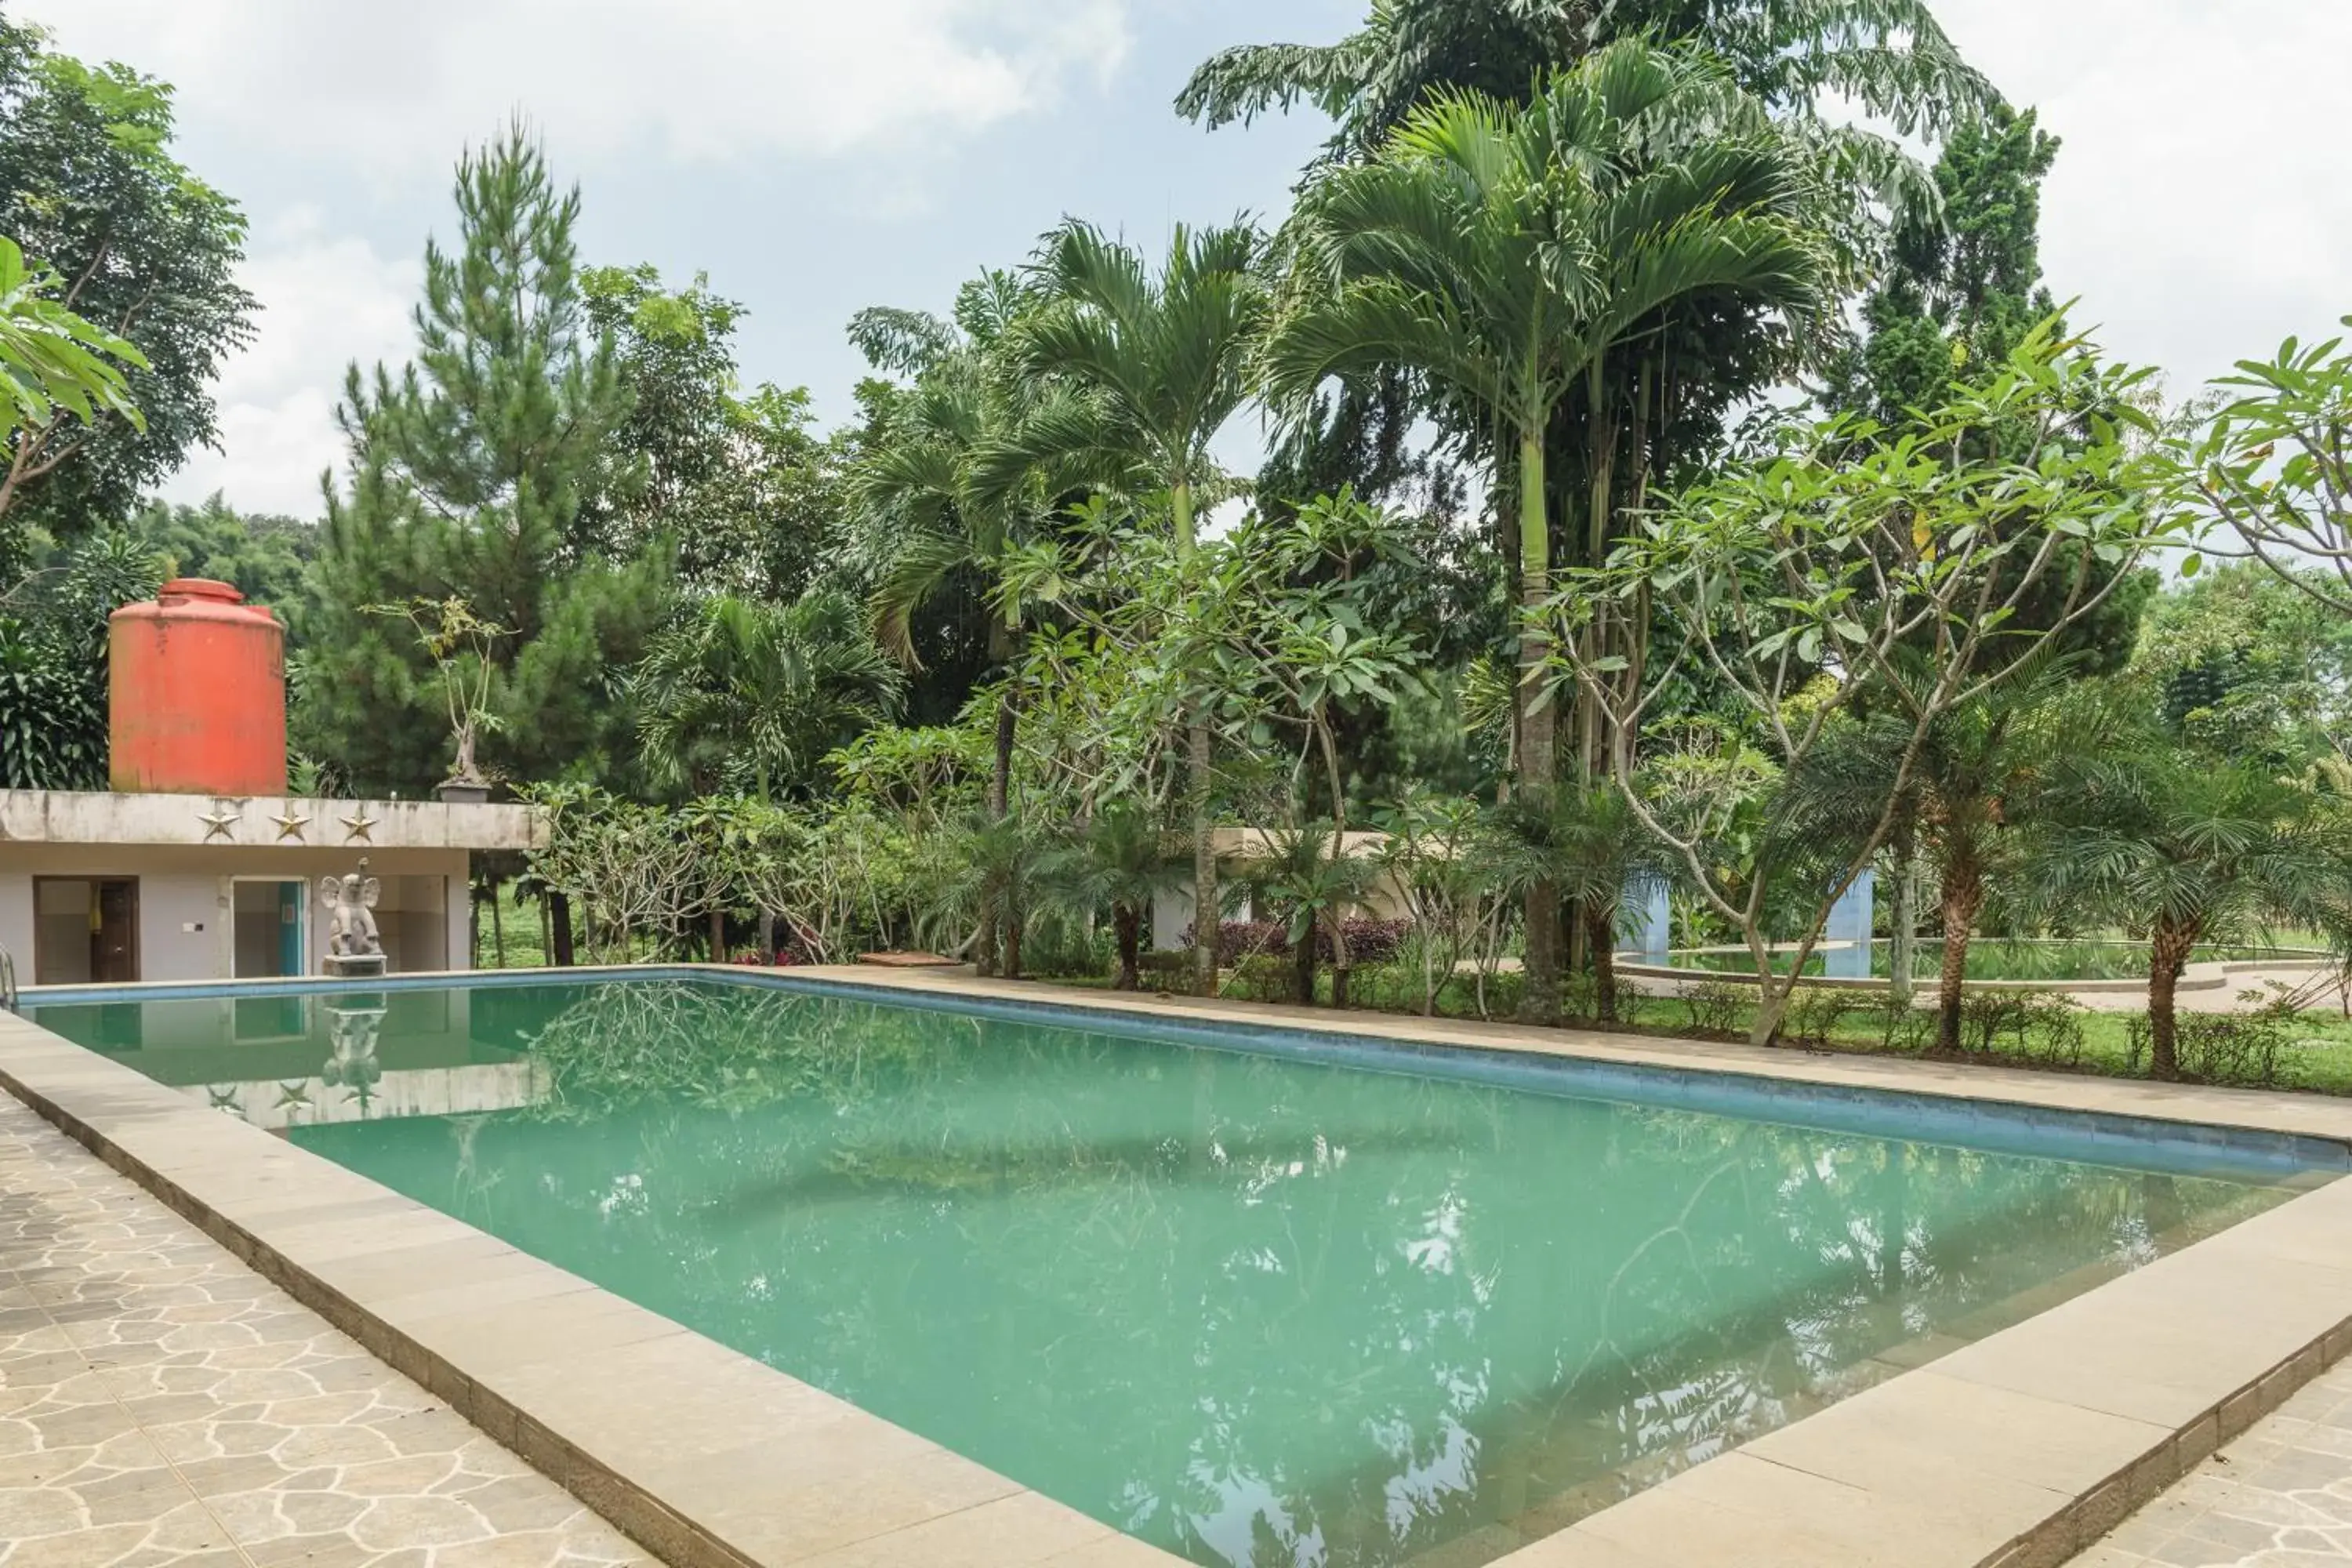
[25,964,2348,1182]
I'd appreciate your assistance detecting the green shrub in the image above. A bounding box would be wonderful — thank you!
[1951,989,2087,1069]
[1677,982,1747,1036]
[1782,984,1863,1047]
[2123,1007,2297,1089]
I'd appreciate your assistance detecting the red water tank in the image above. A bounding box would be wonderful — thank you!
[108,579,289,796]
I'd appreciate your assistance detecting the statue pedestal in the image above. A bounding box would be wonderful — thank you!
[323,953,387,980]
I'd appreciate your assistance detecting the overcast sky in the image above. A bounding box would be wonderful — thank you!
[17,0,2352,519]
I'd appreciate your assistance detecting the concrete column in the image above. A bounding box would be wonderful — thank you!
[1623,877,1671,960]
[1824,869,1875,980]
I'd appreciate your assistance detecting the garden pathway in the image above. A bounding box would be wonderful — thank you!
[0,1091,659,1568]
[2071,1359,2352,1567]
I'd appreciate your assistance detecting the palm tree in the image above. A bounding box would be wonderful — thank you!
[847,269,1055,815]
[1478,782,1669,1024]
[1265,39,1821,1021]
[981,219,1273,1000]
[2031,755,2344,1081]
[1240,822,1378,1006]
[1783,666,2085,1055]
[1046,804,1189,989]
[933,811,1061,979]
[633,589,902,804]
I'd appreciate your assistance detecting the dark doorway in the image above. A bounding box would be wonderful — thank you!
[33,877,140,985]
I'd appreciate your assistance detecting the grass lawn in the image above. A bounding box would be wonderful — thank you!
[1102,956,2352,1098]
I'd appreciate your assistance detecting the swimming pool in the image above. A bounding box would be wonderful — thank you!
[27,974,2328,1568]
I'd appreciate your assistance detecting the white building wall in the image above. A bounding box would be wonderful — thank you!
[0,844,470,984]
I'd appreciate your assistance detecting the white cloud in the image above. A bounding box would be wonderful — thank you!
[19,0,1131,177]
[1928,1,2352,399]
[162,211,419,517]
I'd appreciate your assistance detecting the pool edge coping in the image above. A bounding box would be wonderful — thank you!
[0,1008,1184,1568]
[13,967,2352,1567]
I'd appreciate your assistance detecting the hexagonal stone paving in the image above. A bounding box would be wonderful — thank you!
[0,1091,658,1568]
[2068,1355,2352,1566]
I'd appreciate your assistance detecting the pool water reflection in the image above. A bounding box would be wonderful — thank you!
[31,978,2313,1568]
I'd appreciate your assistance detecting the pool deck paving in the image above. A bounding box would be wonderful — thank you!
[13,965,2352,1566]
[2073,1358,2352,1566]
[0,1090,655,1568]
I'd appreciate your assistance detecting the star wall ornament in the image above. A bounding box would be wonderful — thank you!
[198,802,242,843]
[339,806,379,844]
[270,808,311,842]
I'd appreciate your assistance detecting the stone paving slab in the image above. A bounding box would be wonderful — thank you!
[0,1091,656,1568]
[2074,1358,2352,1566]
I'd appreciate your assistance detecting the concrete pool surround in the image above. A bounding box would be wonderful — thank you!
[6,964,2352,1568]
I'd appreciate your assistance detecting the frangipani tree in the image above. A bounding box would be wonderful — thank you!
[1558,324,2183,1045]
[2185,320,2352,614]
[1004,492,1430,997]
[1265,38,1823,1020]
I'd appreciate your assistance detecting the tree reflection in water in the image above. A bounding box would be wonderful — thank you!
[294,980,2296,1568]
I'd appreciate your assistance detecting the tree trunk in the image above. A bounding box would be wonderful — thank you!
[986,654,1018,978]
[708,906,726,963]
[1112,906,1141,991]
[1934,867,1984,1056]
[1190,721,1218,996]
[469,884,481,969]
[2147,917,2200,1082]
[1748,982,1793,1048]
[1515,430,1560,1025]
[1887,844,1916,1011]
[990,681,1015,819]
[758,909,775,963]
[1579,358,1616,783]
[1294,911,1318,1006]
[1174,480,1219,1001]
[550,891,575,967]
[1588,904,1618,1024]
[489,877,506,968]
[975,887,1000,978]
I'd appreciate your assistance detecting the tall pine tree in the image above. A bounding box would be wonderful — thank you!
[299,127,669,796]
[1824,104,2059,424]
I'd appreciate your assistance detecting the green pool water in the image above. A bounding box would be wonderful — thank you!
[31,978,2316,1567]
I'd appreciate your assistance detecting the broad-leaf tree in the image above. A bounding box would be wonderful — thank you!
[0,531,163,788]
[0,22,253,547]
[125,493,314,616]
[1180,0,1991,167]
[1559,324,2182,1046]
[579,263,839,600]
[0,237,149,443]
[2186,321,2352,615]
